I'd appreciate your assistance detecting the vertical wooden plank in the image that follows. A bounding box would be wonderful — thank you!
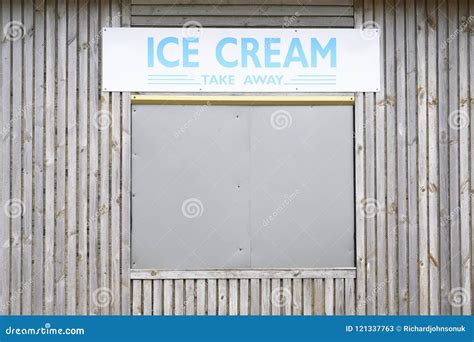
[314,279,324,315]
[458,0,472,316]
[66,0,78,316]
[470,0,474,317]
[345,278,355,315]
[406,0,420,316]
[303,279,312,315]
[163,280,173,315]
[335,279,345,315]
[21,0,34,315]
[54,0,67,315]
[261,279,270,315]
[324,278,334,316]
[0,0,11,316]
[77,0,89,316]
[218,279,227,315]
[98,0,111,316]
[385,0,398,316]
[44,0,55,315]
[427,0,440,315]
[437,0,451,316]
[374,0,387,316]
[363,0,377,317]
[250,279,259,315]
[353,0,367,316]
[110,0,122,316]
[449,0,462,316]
[32,0,45,315]
[142,280,152,315]
[10,0,22,316]
[152,280,162,315]
[270,279,281,316]
[98,0,113,315]
[281,278,292,315]
[185,279,195,315]
[229,279,238,315]
[87,0,99,315]
[416,0,429,316]
[132,280,142,315]
[207,279,217,315]
[239,279,249,315]
[292,278,302,315]
[120,0,132,316]
[196,279,206,315]
[395,0,409,316]
[174,279,184,315]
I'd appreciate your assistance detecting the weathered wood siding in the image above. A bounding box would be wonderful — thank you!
[0,0,132,315]
[0,0,473,316]
[354,0,473,315]
[130,0,355,28]
[130,269,356,315]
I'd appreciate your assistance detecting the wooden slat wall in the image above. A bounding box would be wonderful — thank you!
[1,0,473,316]
[354,0,473,315]
[130,0,355,27]
[131,278,356,315]
[0,0,131,315]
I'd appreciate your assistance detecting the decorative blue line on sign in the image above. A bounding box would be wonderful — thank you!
[296,74,337,77]
[147,78,196,81]
[147,74,192,77]
[147,82,201,85]
[289,79,336,82]
[284,83,337,86]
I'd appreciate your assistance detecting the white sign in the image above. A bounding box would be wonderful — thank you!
[102,28,380,92]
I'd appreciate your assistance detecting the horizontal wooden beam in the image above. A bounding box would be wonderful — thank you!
[131,95,355,105]
[131,268,357,279]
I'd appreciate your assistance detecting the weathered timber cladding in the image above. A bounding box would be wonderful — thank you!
[0,0,472,315]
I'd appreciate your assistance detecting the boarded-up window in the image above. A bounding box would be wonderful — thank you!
[132,104,354,269]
